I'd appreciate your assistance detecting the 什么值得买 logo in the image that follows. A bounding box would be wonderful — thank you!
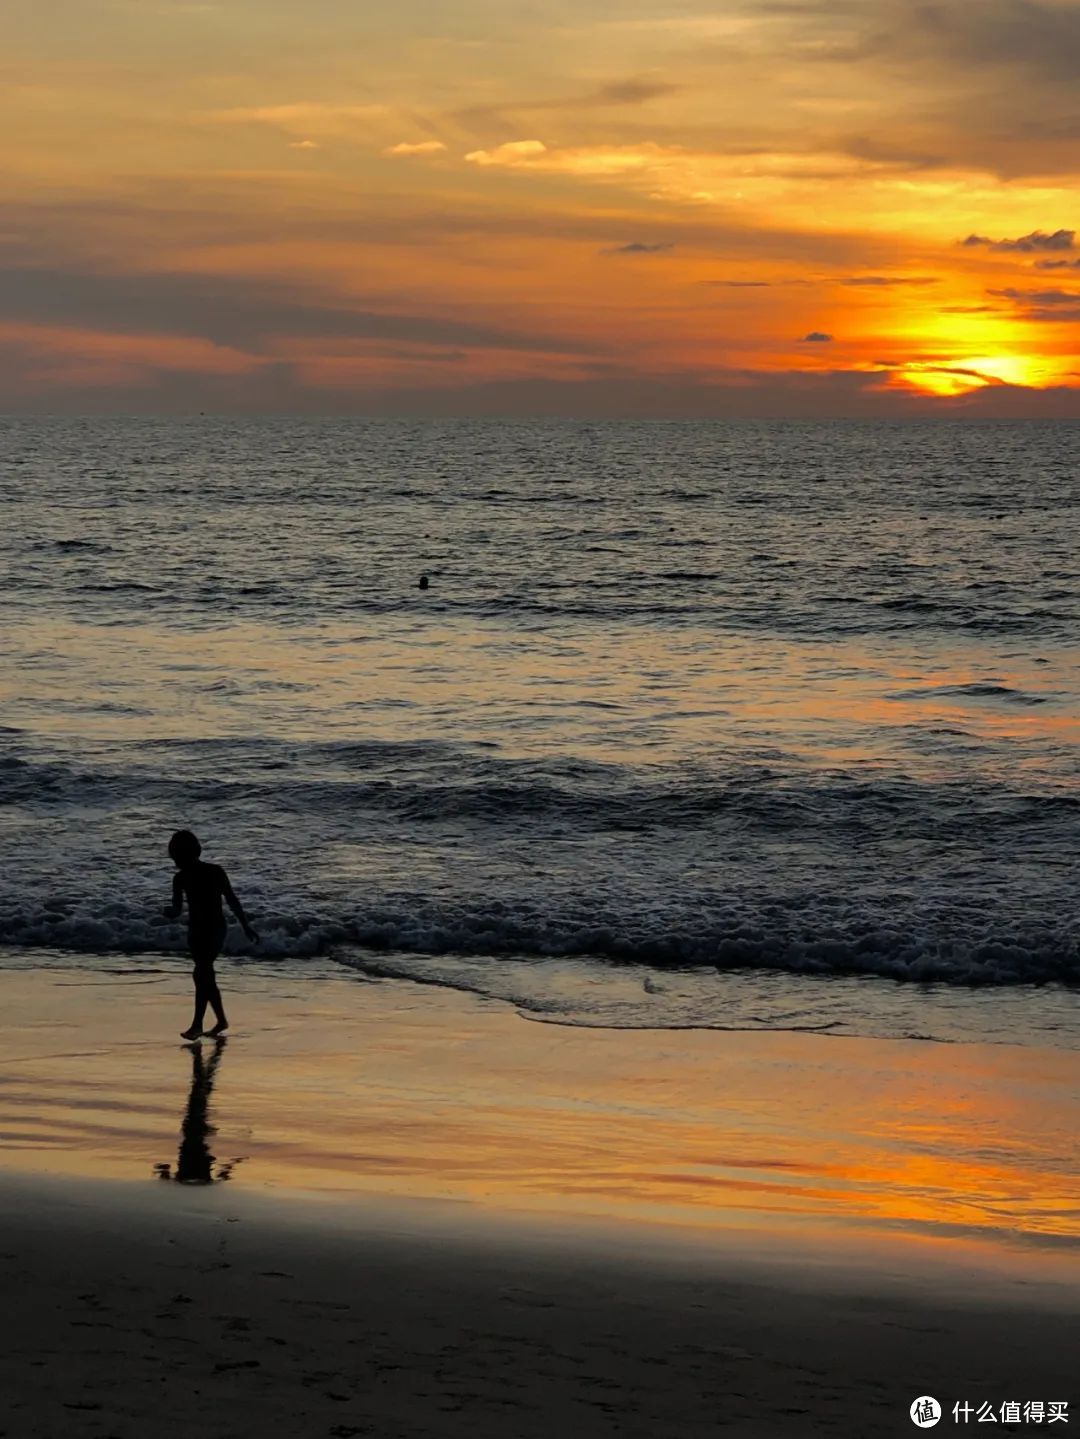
[910,1397,942,1428]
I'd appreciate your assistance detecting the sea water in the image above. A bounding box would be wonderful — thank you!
[1,417,1077,1047]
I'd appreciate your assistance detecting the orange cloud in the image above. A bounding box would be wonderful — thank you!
[384,141,447,157]
[465,140,549,167]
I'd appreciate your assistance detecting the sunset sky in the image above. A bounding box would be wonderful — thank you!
[5,0,1080,416]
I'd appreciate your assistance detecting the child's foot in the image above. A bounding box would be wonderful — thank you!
[180,1027,203,1041]
[207,1021,229,1037]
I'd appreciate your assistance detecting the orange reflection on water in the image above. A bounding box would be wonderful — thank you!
[2,617,1075,774]
[1,969,1076,1268]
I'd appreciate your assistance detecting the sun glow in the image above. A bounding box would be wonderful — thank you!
[896,352,1052,398]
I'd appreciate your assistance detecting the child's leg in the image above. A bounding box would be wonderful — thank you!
[184,925,228,1037]
[185,964,211,1037]
[203,966,228,1031]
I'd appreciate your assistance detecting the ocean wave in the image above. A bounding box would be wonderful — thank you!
[0,894,1075,988]
[886,683,1055,705]
[19,573,1076,638]
[36,538,115,553]
[3,745,1073,838]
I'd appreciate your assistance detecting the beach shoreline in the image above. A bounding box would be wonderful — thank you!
[1,953,1076,1435]
[2,953,1078,1258]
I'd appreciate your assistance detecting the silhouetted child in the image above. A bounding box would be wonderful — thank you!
[164,830,258,1040]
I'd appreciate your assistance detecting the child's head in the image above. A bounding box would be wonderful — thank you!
[168,829,202,867]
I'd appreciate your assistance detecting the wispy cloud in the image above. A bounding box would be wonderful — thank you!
[0,261,597,355]
[465,140,549,167]
[603,241,673,254]
[464,140,679,178]
[778,0,1080,85]
[985,285,1080,323]
[208,102,389,139]
[961,229,1076,253]
[1015,307,1080,322]
[840,275,938,287]
[384,141,447,157]
[454,74,683,129]
[940,305,1004,315]
[988,287,1080,305]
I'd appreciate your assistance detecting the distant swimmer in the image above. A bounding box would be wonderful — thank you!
[418,574,430,590]
[163,830,258,1041]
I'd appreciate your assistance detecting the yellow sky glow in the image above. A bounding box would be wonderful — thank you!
[2,0,1079,415]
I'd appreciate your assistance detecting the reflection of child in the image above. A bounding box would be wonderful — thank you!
[164,830,258,1040]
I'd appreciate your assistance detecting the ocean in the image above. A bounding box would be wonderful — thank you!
[1,416,1078,1048]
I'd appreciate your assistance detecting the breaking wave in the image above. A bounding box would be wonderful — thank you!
[1,891,1076,989]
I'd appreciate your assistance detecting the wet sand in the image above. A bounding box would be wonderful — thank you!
[0,955,1076,1436]
[0,1170,1075,1439]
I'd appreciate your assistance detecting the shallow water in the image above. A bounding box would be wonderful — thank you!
[1,417,1078,1044]
[3,961,1079,1262]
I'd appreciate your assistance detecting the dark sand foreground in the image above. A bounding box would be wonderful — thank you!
[1,1174,1075,1439]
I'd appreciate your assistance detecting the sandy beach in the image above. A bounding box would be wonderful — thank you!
[1,1169,1075,1439]
[0,954,1076,1436]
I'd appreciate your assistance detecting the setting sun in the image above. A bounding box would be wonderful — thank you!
[896,352,1056,397]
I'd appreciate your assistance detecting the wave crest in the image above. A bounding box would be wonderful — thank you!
[1,895,1075,988]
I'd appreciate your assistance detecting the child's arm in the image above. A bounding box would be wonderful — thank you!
[163,873,184,920]
[221,870,259,943]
